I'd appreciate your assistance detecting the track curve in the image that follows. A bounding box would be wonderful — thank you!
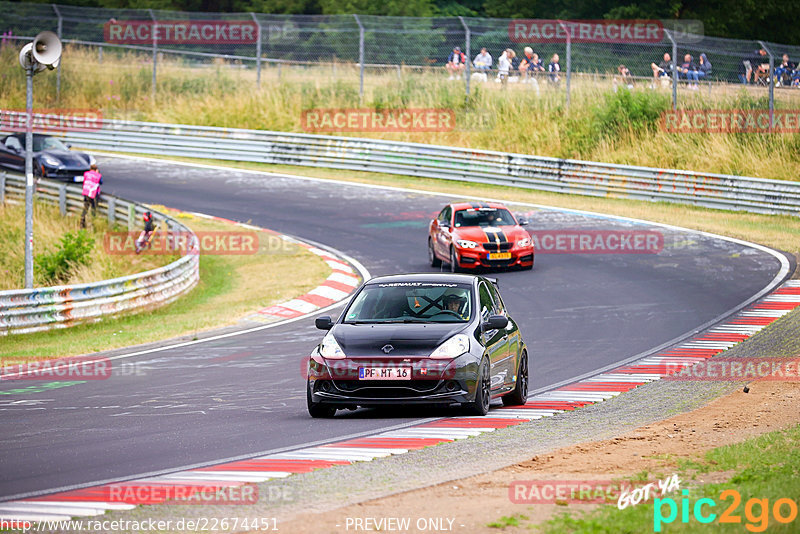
[0,155,787,500]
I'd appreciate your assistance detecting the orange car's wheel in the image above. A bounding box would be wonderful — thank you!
[429,238,442,267]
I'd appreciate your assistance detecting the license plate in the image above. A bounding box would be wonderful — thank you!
[358,367,411,380]
[74,175,84,182]
[488,252,512,260]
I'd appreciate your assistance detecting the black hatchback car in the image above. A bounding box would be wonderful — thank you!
[307,273,529,417]
[0,133,95,182]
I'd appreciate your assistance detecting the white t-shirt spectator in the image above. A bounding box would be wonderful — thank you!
[474,51,492,69]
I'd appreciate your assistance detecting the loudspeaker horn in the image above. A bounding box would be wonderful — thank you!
[31,31,62,69]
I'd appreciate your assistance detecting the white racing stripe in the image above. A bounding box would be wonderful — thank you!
[0,512,73,522]
[0,503,107,516]
[328,272,361,286]
[585,374,660,382]
[309,285,351,301]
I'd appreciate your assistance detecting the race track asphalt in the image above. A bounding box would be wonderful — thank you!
[0,156,787,500]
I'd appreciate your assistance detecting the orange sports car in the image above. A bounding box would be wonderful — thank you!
[428,202,534,271]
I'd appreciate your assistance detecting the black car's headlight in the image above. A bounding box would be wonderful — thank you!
[40,155,62,168]
[429,334,471,360]
[319,332,346,359]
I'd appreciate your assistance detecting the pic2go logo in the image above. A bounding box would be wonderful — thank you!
[654,489,798,532]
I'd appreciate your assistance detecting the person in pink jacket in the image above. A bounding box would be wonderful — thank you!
[80,163,102,228]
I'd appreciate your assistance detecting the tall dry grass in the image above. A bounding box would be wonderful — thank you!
[1,45,799,181]
[0,200,172,289]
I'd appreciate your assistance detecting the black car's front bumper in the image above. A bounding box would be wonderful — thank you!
[39,164,89,182]
[308,353,480,407]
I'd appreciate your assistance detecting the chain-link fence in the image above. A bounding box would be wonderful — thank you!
[2,1,799,114]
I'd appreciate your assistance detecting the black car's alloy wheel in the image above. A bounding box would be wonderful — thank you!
[429,238,442,267]
[502,350,528,406]
[307,381,336,418]
[464,362,490,416]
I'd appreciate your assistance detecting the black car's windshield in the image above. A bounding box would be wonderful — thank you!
[454,208,515,227]
[344,282,472,324]
[31,136,69,152]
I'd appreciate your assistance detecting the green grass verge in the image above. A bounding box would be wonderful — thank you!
[0,213,331,363]
[534,424,800,533]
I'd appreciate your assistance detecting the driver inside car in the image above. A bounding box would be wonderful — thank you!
[442,292,468,319]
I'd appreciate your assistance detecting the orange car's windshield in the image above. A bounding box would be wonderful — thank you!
[454,208,515,227]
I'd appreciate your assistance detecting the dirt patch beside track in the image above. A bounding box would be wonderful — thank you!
[275,380,800,533]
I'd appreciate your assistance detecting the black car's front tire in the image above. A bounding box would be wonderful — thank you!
[307,381,336,418]
[502,350,528,406]
[463,361,490,416]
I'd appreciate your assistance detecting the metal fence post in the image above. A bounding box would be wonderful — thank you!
[128,203,135,231]
[0,172,5,204]
[107,196,116,225]
[459,16,470,98]
[58,184,66,216]
[149,9,157,101]
[556,20,572,111]
[354,14,364,102]
[759,40,774,130]
[52,4,62,102]
[665,30,677,110]
[251,13,262,89]
[98,46,103,63]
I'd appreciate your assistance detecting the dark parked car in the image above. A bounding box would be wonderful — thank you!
[307,273,529,417]
[0,133,95,182]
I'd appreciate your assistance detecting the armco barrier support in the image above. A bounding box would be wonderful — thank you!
[54,118,800,216]
[0,172,200,335]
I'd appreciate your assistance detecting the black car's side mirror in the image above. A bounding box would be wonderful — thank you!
[65,143,72,149]
[315,316,334,330]
[482,315,508,331]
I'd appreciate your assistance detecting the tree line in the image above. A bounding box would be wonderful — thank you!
[14,0,799,45]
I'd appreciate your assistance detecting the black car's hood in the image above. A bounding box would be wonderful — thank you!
[332,322,467,357]
[38,149,89,168]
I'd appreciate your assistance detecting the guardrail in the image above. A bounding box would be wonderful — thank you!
[0,172,200,335]
[58,118,800,216]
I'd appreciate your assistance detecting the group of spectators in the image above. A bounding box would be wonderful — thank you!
[650,49,799,89]
[739,50,798,86]
[445,46,562,86]
[650,52,712,89]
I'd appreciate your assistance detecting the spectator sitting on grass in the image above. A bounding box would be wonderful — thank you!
[751,48,769,84]
[697,53,712,82]
[473,48,492,71]
[775,54,796,86]
[547,53,561,84]
[445,46,466,80]
[651,52,673,83]
[678,53,700,89]
[615,64,634,89]
[497,49,512,85]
